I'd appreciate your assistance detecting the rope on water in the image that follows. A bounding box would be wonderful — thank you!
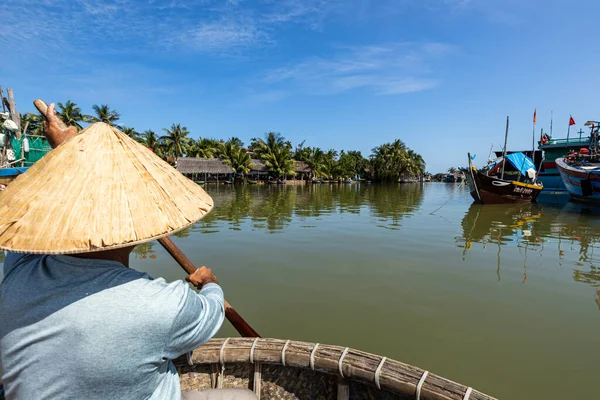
[429,179,466,215]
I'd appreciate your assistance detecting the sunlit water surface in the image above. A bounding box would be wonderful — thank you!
[2,183,599,399]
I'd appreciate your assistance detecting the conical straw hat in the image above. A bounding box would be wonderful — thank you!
[0,122,213,254]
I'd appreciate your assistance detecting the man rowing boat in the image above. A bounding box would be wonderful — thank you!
[0,103,228,399]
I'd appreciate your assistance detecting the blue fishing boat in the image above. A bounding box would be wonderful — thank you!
[554,121,600,203]
[556,155,600,205]
[0,167,28,189]
[537,134,591,192]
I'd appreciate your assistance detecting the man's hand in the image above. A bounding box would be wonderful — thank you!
[185,266,218,289]
[42,103,78,149]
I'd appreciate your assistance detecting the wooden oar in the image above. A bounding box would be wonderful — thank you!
[33,99,260,338]
[158,237,260,338]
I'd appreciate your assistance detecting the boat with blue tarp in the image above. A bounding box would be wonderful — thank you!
[466,151,543,204]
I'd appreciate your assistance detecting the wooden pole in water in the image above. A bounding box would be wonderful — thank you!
[158,237,261,338]
[501,116,509,180]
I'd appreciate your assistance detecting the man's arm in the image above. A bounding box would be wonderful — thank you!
[163,267,225,359]
[38,102,78,148]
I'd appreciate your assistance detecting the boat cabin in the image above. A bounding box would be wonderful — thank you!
[486,152,538,182]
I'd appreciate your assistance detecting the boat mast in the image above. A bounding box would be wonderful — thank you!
[528,110,537,183]
[501,116,509,180]
[487,141,494,163]
[532,109,536,154]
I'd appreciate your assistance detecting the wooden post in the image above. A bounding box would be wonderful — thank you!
[7,89,20,132]
[20,135,25,167]
[501,116,509,181]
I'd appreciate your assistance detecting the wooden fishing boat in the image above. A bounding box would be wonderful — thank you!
[534,120,598,191]
[556,156,600,205]
[553,121,600,203]
[0,338,496,399]
[466,152,542,204]
[466,117,542,204]
[175,337,495,400]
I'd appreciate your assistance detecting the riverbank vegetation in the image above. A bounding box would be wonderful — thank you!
[21,101,426,182]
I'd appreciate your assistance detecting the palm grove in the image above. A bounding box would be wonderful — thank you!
[22,102,426,182]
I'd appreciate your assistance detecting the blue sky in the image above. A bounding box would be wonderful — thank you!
[2,0,599,173]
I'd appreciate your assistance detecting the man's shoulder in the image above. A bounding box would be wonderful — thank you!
[2,253,152,293]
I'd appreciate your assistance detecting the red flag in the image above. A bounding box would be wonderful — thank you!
[569,116,576,126]
[533,109,537,124]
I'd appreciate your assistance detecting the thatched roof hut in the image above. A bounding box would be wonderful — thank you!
[176,158,232,174]
[249,159,268,173]
[294,161,310,173]
[176,157,311,177]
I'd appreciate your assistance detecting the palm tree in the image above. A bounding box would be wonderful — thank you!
[370,139,412,182]
[251,132,295,179]
[293,140,311,161]
[406,149,426,177]
[347,150,369,178]
[21,112,44,136]
[160,123,191,158]
[56,101,88,130]
[121,126,140,141]
[140,129,165,157]
[219,142,253,182]
[227,137,244,149]
[304,147,326,179]
[322,149,338,179]
[141,129,159,148]
[190,138,217,158]
[90,104,120,126]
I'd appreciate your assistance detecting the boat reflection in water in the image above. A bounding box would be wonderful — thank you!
[459,201,600,308]
[459,203,542,282]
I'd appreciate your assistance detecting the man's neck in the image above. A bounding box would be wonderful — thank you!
[71,246,135,267]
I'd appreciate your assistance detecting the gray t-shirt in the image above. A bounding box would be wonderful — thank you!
[0,252,224,400]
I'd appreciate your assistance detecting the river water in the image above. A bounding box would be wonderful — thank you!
[2,183,599,399]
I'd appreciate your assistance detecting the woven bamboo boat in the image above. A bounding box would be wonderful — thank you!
[175,338,496,400]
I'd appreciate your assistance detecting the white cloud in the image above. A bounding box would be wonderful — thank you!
[264,43,454,96]
[181,18,266,52]
[1,0,476,60]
